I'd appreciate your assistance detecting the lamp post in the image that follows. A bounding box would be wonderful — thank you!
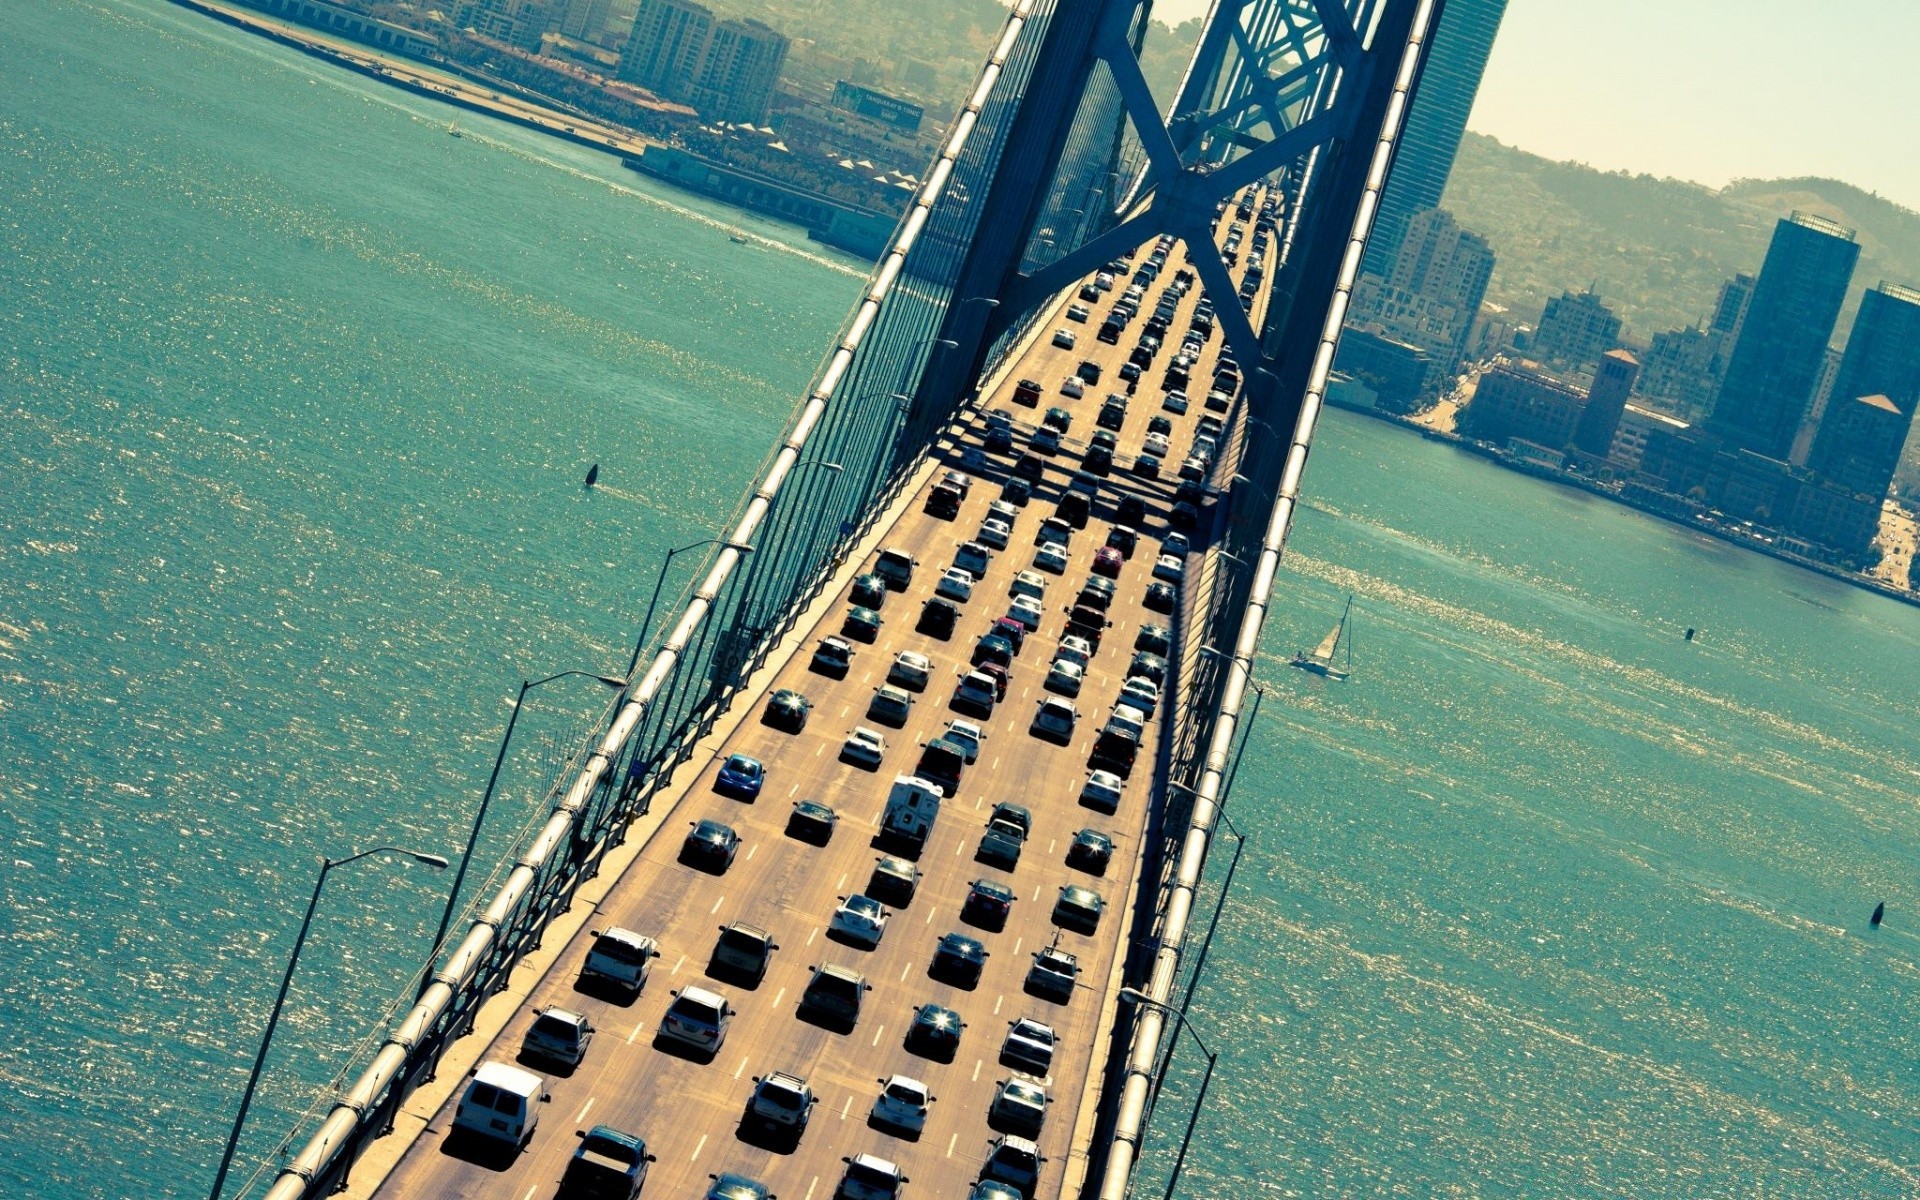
[431,670,627,962]
[209,845,448,1200]
[1116,988,1221,1200]
[626,540,758,679]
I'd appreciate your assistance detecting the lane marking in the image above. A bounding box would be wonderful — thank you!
[947,1132,958,1158]
[627,1021,645,1043]
[733,1056,749,1080]
[925,908,936,925]
[711,895,726,914]
[575,1097,595,1123]
[745,844,757,862]
[773,987,785,1007]
[523,1187,539,1200]
[1013,938,1023,955]
[955,841,964,857]
[816,743,825,757]
[871,1023,886,1047]
[841,1094,854,1120]
[900,962,911,981]
[789,783,800,797]
[805,1179,818,1200]
[973,1058,983,1082]
[1048,839,1056,854]
[807,926,819,946]
[993,994,1004,1015]
[691,1134,707,1162]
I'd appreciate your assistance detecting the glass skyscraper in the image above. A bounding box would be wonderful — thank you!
[1362,0,1510,278]
[1708,212,1860,461]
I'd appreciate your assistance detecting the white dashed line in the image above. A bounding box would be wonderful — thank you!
[871,1024,886,1047]
[900,962,912,981]
[805,1179,818,1200]
[672,953,686,976]
[523,1186,538,1200]
[711,895,726,914]
[807,926,819,945]
[789,783,800,797]
[1048,839,1056,854]
[691,1134,707,1161]
[733,1056,749,1079]
[1013,938,1023,954]
[972,1058,983,1081]
[993,994,1004,1015]
[836,873,847,891]
[745,845,757,862]
[925,908,937,925]
[841,1095,854,1120]
[773,987,785,1007]
[947,1132,958,1158]
[627,1021,644,1044]
[575,1098,595,1122]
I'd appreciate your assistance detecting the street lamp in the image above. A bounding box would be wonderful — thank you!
[209,845,447,1200]
[431,669,627,961]
[1116,988,1221,1200]
[626,540,758,678]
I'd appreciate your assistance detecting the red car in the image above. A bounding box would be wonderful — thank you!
[992,616,1029,654]
[1091,546,1124,578]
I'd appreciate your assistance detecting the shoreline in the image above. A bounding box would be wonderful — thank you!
[1329,397,1920,611]
[163,0,664,159]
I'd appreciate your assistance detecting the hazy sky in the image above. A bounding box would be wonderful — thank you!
[1154,0,1920,210]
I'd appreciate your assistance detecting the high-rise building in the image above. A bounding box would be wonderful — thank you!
[458,0,558,52]
[1805,281,1920,499]
[616,0,714,97]
[1634,324,1718,420]
[1530,289,1621,373]
[559,0,613,42]
[683,18,788,124]
[1708,212,1860,461]
[1363,0,1509,277]
[1710,273,1755,344]
[1572,349,1640,457]
[1807,394,1910,497]
[1348,206,1493,397]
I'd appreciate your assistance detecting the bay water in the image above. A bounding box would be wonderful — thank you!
[5,2,1920,1197]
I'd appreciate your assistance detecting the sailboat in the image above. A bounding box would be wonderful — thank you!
[447,121,463,138]
[1290,595,1353,680]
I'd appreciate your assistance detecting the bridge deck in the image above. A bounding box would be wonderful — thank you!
[371,194,1268,1200]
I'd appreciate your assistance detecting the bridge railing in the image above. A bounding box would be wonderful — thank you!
[237,4,1079,1198]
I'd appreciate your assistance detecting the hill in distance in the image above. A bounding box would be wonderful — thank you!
[1441,131,1920,343]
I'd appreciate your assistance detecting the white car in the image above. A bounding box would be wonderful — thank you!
[1161,391,1190,414]
[1032,696,1077,740]
[871,1074,932,1135]
[888,650,932,691]
[1162,531,1190,556]
[842,726,886,768]
[1007,594,1045,630]
[1152,554,1185,582]
[989,499,1021,525]
[943,720,987,763]
[1044,660,1084,697]
[828,894,890,949]
[1066,303,1090,323]
[1033,543,1070,574]
[1053,635,1093,669]
[1080,770,1124,812]
[935,568,975,602]
[1119,675,1159,716]
[1142,431,1171,458]
[1010,569,1048,600]
[977,519,1012,551]
[990,1077,1048,1137]
[1002,1018,1058,1075]
[1060,377,1085,399]
[1051,328,1077,349]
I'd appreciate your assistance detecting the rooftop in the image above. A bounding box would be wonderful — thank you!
[1788,210,1855,240]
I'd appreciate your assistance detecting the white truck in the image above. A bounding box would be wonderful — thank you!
[880,774,944,854]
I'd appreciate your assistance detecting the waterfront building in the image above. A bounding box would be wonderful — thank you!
[1571,349,1640,458]
[1708,212,1860,461]
[684,18,789,124]
[1331,329,1434,414]
[1349,207,1494,399]
[1531,288,1622,373]
[616,0,714,98]
[1638,424,1723,497]
[457,0,557,51]
[1705,449,1800,525]
[1364,0,1509,276]
[1608,404,1691,474]
[1803,281,1920,501]
[1460,359,1586,448]
[1783,479,1882,559]
[1807,394,1911,499]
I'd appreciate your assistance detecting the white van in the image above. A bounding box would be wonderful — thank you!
[453,1061,546,1150]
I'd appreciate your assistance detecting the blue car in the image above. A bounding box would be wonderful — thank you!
[714,753,764,801]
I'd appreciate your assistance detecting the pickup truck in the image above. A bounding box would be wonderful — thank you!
[976,802,1033,870]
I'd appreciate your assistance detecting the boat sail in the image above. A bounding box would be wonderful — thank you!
[1290,595,1353,680]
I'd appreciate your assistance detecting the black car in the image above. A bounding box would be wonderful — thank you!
[1106,525,1138,557]
[1116,494,1146,528]
[1169,500,1200,530]
[1043,406,1072,433]
[1134,622,1171,655]
[930,932,990,989]
[1118,361,1142,382]
[972,633,1015,670]
[962,879,1016,931]
[1097,402,1127,432]
[843,605,884,643]
[787,800,837,845]
[1083,447,1113,477]
[682,819,740,871]
[1146,415,1173,436]
[918,598,959,639]
[1001,477,1034,506]
[1128,651,1169,684]
[985,425,1015,453]
[1174,480,1207,507]
[906,1002,967,1060]
[869,855,920,907]
[851,573,889,609]
[761,688,811,733]
[1143,582,1178,613]
[1066,829,1114,875]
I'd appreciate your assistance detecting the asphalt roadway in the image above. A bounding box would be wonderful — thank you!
[373,192,1270,1200]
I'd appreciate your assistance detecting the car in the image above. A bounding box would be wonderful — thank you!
[1143,581,1178,613]
[991,615,1029,653]
[714,753,764,800]
[1091,546,1123,577]
[837,1153,907,1200]
[1000,1018,1057,1075]
[1178,455,1209,482]
[1043,406,1072,433]
[1007,594,1045,630]
[875,547,916,590]
[562,1124,653,1199]
[970,1183,1025,1200]
[1161,391,1190,414]
[989,1078,1049,1137]
[942,470,973,498]
[1142,431,1171,458]
[522,1004,594,1067]
[930,931,989,988]
[1150,553,1185,583]
[977,518,1012,550]
[1134,622,1171,655]
[1066,828,1114,874]
[1039,510,1076,544]
[850,572,890,610]
[1077,575,1117,610]
[1169,500,1200,530]
[579,927,658,997]
[844,605,884,643]
[868,684,914,728]
[906,1002,967,1059]
[1081,446,1112,477]
[1012,378,1043,407]
[1031,696,1077,742]
[1026,945,1079,1001]
[744,1070,817,1143]
[953,671,998,717]
[871,1074,933,1137]
[762,688,811,732]
[978,662,1012,702]
[707,1173,774,1200]
[1080,770,1124,813]
[1059,377,1084,399]
[1096,402,1127,432]
[1118,361,1142,382]
[1190,435,1218,462]
[1065,303,1090,323]
[1163,531,1191,556]
[926,483,964,519]
[1128,651,1169,683]
[1009,569,1047,600]
[961,445,989,470]
[888,650,933,691]
[787,800,838,844]
[683,819,740,870]
[955,541,993,578]
[942,719,987,763]
[1052,885,1105,934]
[973,628,1016,667]
[812,636,855,678]
[1033,543,1069,574]
[799,963,869,1029]
[869,855,920,907]
[842,726,887,769]
[829,894,891,949]
[1076,359,1102,384]
[1043,659,1084,697]
[979,1134,1046,1197]
[711,922,779,985]
[1000,477,1033,506]
[1112,673,1158,715]
[1050,328,1076,349]
[917,597,958,638]
[985,425,1014,453]
[962,878,1016,930]
[1030,427,1060,456]
[1054,635,1093,669]
[935,568,975,602]
[1132,453,1161,478]
[1106,524,1138,558]
[659,984,733,1056]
